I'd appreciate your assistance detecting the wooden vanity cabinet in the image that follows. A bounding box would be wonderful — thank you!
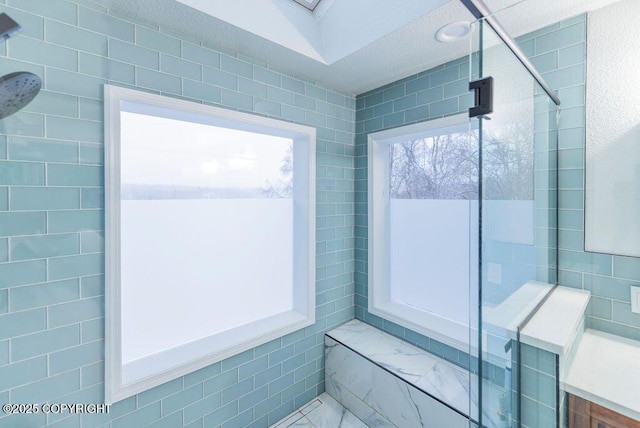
[568,394,640,428]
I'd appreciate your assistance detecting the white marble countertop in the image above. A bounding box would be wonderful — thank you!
[519,286,590,356]
[563,329,640,422]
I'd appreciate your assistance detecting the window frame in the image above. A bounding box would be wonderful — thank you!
[104,84,316,403]
[367,113,473,352]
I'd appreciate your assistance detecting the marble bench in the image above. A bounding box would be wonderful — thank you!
[325,320,481,428]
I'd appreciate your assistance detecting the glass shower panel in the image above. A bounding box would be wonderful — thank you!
[471,18,559,428]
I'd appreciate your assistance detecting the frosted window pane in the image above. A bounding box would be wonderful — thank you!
[119,111,294,364]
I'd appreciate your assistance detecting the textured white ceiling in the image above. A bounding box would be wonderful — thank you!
[95,0,624,95]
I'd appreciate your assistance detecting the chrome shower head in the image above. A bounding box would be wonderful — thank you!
[0,71,42,119]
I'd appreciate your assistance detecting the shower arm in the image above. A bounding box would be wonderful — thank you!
[459,0,561,106]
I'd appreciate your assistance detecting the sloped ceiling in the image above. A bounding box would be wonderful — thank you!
[96,0,624,95]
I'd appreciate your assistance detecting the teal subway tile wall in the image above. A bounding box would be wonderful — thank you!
[0,1,355,427]
[537,14,640,341]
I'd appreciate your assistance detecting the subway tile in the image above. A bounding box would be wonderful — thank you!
[443,78,469,99]
[404,105,429,123]
[429,97,458,117]
[10,187,80,211]
[267,86,293,105]
[612,301,640,327]
[558,250,612,275]
[80,230,103,253]
[0,111,45,137]
[47,116,102,144]
[0,211,46,237]
[79,143,103,165]
[239,78,267,99]
[133,379,182,408]
[559,43,585,68]
[221,409,253,428]
[183,362,221,388]
[9,32,79,71]
[203,401,238,427]
[221,55,252,78]
[536,22,585,55]
[11,324,80,362]
[221,89,252,111]
[203,67,237,90]
[558,189,583,209]
[417,86,444,105]
[46,68,104,99]
[74,93,105,121]
[48,296,103,327]
[136,68,181,94]
[25,91,78,118]
[254,67,281,87]
[383,84,404,101]
[162,384,202,416]
[588,318,640,342]
[281,76,305,95]
[613,256,640,281]
[49,340,103,375]
[0,160,44,185]
[542,64,584,90]
[8,0,76,24]
[558,127,584,150]
[0,340,8,365]
[137,27,181,56]
[0,238,7,262]
[327,91,347,107]
[8,136,78,163]
[584,274,640,302]
[48,209,103,233]
[81,361,103,388]
[404,76,428,96]
[588,296,612,320]
[182,42,219,68]
[253,98,280,117]
[281,104,305,123]
[558,149,583,169]
[10,278,79,312]
[79,6,134,42]
[184,393,222,425]
[146,411,183,428]
[203,369,239,396]
[161,54,201,81]
[110,39,159,69]
[0,259,46,289]
[0,308,46,340]
[79,52,135,83]
[112,402,162,428]
[80,275,103,298]
[11,233,79,261]
[0,356,47,391]
[305,83,326,101]
[81,188,104,209]
[46,20,108,56]
[48,253,104,280]
[0,289,5,314]
[81,317,103,343]
[48,164,103,186]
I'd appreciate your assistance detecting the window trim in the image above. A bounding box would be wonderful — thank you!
[367,113,473,352]
[104,84,316,403]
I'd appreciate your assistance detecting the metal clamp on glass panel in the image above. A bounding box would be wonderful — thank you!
[469,76,493,117]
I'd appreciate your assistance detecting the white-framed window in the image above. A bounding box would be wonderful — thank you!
[104,85,315,403]
[368,114,477,352]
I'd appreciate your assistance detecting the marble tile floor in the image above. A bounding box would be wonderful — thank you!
[271,393,368,428]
